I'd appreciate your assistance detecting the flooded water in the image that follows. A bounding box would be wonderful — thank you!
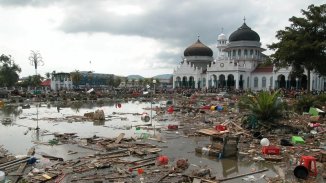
[0,100,282,182]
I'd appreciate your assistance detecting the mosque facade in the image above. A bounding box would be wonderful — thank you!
[173,22,326,91]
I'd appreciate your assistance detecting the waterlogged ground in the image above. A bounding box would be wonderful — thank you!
[0,100,288,182]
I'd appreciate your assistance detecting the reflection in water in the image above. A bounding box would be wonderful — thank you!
[93,120,105,126]
[0,105,22,119]
[221,158,239,177]
[70,101,116,113]
[31,129,41,142]
[70,101,83,113]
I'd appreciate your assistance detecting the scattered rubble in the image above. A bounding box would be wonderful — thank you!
[0,92,325,182]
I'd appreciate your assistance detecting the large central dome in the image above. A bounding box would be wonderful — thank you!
[184,39,213,57]
[229,23,260,42]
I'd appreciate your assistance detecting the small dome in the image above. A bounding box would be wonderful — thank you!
[218,33,227,41]
[229,23,260,42]
[184,39,213,57]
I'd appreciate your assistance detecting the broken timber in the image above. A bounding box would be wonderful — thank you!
[217,168,268,182]
[11,147,35,183]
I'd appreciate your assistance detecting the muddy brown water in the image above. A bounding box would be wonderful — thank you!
[0,100,305,182]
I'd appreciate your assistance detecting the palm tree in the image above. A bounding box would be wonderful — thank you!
[239,90,285,122]
[45,72,51,79]
[70,70,82,89]
[51,70,56,79]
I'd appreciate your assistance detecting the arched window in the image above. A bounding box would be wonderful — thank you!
[250,49,253,55]
[232,50,236,57]
[244,49,248,56]
[262,77,266,88]
[254,77,258,87]
[238,49,241,56]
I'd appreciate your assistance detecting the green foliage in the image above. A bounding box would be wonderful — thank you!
[295,94,316,113]
[113,77,122,88]
[106,75,114,87]
[0,54,21,87]
[17,75,42,87]
[138,78,144,86]
[268,4,326,91]
[45,72,51,79]
[239,90,284,122]
[314,93,326,108]
[70,70,82,88]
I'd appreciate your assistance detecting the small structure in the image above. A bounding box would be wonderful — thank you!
[51,72,73,91]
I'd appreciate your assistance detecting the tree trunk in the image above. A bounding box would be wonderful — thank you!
[307,69,311,92]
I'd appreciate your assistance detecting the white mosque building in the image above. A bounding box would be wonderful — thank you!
[173,21,326,91]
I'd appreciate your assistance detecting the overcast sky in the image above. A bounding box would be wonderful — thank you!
[0,0,324,78]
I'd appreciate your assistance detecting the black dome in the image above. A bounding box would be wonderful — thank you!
[229,23,260,42]
[184,39,213,57]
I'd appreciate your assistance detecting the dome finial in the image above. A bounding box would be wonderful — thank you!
[243,16,246,23]
[221,27,224,33]
[197,33,200,40]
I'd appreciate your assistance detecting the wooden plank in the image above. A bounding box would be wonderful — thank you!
[11,147,35,183]
[115,133,125,144]
[0,157,29,167]
[197,129,219,136]
[197,129,227,136]
[130,160,156,169]
[217,168,268,182]
[147,148,162,153]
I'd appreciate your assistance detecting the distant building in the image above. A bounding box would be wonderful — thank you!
[173,21,326,91]
[77,71,114,89]
[51,72,72,91]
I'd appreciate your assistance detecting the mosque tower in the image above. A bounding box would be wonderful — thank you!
[216,29,227,61]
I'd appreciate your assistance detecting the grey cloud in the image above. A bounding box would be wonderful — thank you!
[56,0,324,70]
[60,0,254,45]
[0,0,63,6]
[58,0,258,65]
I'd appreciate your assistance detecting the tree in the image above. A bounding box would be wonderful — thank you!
[106,75,114,88]
[124,77,129,87]
[143,78,150,86]
[0,54,21,87]
[268,4,326,91]
[31,75,42,87]
[131,79,135,87]
[70,70,82,88]
[138,78,143,87]
[239,90,285,122]
[45,72,51,79]
[17,75,42,87]
[114,77,122,88]
[28,50,44,74]
[51,70,56,79]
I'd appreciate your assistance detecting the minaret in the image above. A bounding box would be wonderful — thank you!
[217,28,227,60]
